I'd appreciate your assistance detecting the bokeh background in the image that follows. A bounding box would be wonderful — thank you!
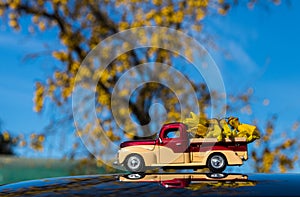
[0,0,299,184]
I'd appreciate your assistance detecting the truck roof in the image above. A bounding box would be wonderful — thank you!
[162,122,187,127]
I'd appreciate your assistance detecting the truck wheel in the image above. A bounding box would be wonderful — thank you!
[124,154,145,172]
[207,153,227,173]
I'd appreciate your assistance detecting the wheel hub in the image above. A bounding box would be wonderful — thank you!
[211,155,224,169]
[128,174,142,179]
[128,156,140,170]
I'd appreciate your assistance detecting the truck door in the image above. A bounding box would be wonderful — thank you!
[158,124,189,164]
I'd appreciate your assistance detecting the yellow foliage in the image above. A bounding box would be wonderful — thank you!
[76,130,83,137]
[37,0,44,6]
[152,0,162,6]
[218,8,227,15]
[77,66,92,80]
[62,86,72,99]
[38,21,46,31]
[187,180,256,191]
[119,21,129,30]
[119,89,129,97]
[30,133,36,139]
[161,6,173,16]
[96,159,103,167]
[196,9,205,21]
[32,15,39,23]
[184,48,193,61]
[276,139,296,150]
[119,108,127,116]
[8,13,16,19]
[154,14,163,25]
[192,24,202,32]
[183,112,260,143]
[220,119,235,138]
[237,124,260,142]
[172,10,184,23]
[183,112,196,125]
[70,62,80,75]
[53,0,61,4]
[145,9,156,20]
[107,130,120,141]
[3,131,10,141]
[19,140,26,147]
[197,0,209,7]
[52,51,68,61]
[34,82,45,112]
[30,134,45,152]
[124,131,134,139]
[38,135,45,142]
[262,150,274,173]
[86,13,95,22]
[97,93,110,105]
[9,0,20,9]
[9,19,18,28]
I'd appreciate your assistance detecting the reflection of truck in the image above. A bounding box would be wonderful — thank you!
[119,173,251,189]
[118,122,250,173]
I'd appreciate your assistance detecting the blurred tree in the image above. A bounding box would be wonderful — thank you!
[0,119,16,155]
[0,0,297,172]
[0,131,14,155]
[251,115,298,173]
[0,119,45,154]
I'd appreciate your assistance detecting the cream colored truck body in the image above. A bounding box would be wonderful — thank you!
[118,122,248,172]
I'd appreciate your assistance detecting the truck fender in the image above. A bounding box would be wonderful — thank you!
[204,151,243,166]
[119,147,157,166]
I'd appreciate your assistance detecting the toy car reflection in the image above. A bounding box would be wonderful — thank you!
[119,173,255,189]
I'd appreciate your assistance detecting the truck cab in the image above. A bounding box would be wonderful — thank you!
[118,122,248,173]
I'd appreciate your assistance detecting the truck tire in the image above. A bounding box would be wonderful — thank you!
[207,153,227,173]
[124,154,145,173]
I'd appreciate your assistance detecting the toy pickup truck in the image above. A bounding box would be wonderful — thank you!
[118,122,249,173]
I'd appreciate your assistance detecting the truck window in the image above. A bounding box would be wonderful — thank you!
[187,132,195,139]
[164,129,180,139]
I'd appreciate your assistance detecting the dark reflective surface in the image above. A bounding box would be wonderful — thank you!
[119,173,253,189]
[0,173,299,196]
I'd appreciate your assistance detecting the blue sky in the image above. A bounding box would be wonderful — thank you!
[0,33,46,133]
[0,1,300,165]
[210,2,300,126]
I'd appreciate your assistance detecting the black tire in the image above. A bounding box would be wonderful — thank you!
[207,153,227,173]
[124,154,145,172]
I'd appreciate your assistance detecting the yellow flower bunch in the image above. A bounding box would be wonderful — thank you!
[183,112,260,143]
